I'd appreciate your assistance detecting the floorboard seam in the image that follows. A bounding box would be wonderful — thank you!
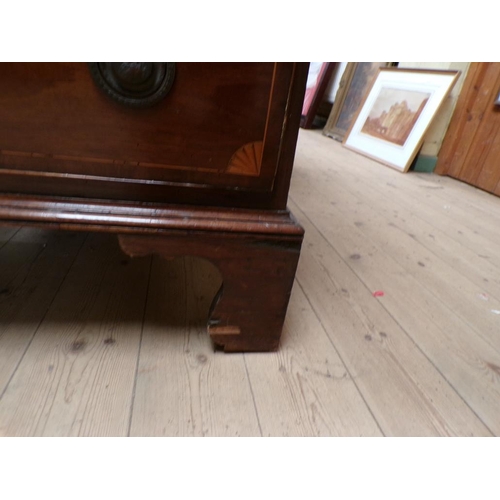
[0,232,89,402]
[294,278,385,437]
[127,255,153,437]
[242,354,264,437]
[291,196,494,436]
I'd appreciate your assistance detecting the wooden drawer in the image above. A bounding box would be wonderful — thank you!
[0,62,308,209]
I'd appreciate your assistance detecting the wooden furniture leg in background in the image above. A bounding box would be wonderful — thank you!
[118,227,303,352]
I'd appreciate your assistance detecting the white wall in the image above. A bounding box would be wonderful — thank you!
[324,62,348,103]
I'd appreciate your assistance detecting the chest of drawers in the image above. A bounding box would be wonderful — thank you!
[0,62,308,352]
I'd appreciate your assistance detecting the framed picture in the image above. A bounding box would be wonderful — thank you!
[323,62,394,141]
[344,68,460,172]
[300,62,336,129]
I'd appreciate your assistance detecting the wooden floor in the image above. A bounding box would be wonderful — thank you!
[1,129,499,436]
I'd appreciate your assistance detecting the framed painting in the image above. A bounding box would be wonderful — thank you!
[323,62,394,141]
[300,62,336,129]
[344,68,460,172]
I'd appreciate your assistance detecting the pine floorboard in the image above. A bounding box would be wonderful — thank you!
[0,129,499,436]
[129,256,262,437]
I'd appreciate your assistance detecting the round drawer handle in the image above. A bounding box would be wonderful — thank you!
[88,62,175,108]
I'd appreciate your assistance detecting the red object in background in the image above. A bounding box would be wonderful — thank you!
[372,290,385,297]
[300,62,336,129]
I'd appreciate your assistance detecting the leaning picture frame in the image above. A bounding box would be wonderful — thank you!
[323,62,393,141]
[344,68,460,172]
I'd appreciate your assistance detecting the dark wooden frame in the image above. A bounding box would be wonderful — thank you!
[300,63,336,129]
[323,62,394,141]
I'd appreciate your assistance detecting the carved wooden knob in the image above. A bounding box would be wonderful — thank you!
[88,62,175,108]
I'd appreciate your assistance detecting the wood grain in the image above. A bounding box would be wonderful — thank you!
[0,64,273,178]
[290,130,500,434]
[0,233,150,436]
[129,256,261,436]
[291,159,500,352]
[119,225,303,352]
[434,63,486,177]
[0,229,85,394]
[0,195,303,236]
[303,129,500,267]
[0,63,308,208]
[289,197,492,436]
[244,284,383,436]
[435,62,500,194]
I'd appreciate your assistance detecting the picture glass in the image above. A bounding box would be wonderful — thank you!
[361,88,431,146]
[344,68,459,172]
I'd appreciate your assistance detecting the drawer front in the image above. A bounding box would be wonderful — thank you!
[0,62,307,208]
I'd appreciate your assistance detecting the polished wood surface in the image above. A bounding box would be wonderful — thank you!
[0,195,304,236]
[119,225,303,352]
[0,63,309,208]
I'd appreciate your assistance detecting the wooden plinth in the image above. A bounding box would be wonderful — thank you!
[0,195,304,352]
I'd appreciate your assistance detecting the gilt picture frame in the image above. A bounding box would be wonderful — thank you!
[323,62,393,141]
[343,68,460,172]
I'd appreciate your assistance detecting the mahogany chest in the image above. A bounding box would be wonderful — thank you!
[0,62,308,352]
